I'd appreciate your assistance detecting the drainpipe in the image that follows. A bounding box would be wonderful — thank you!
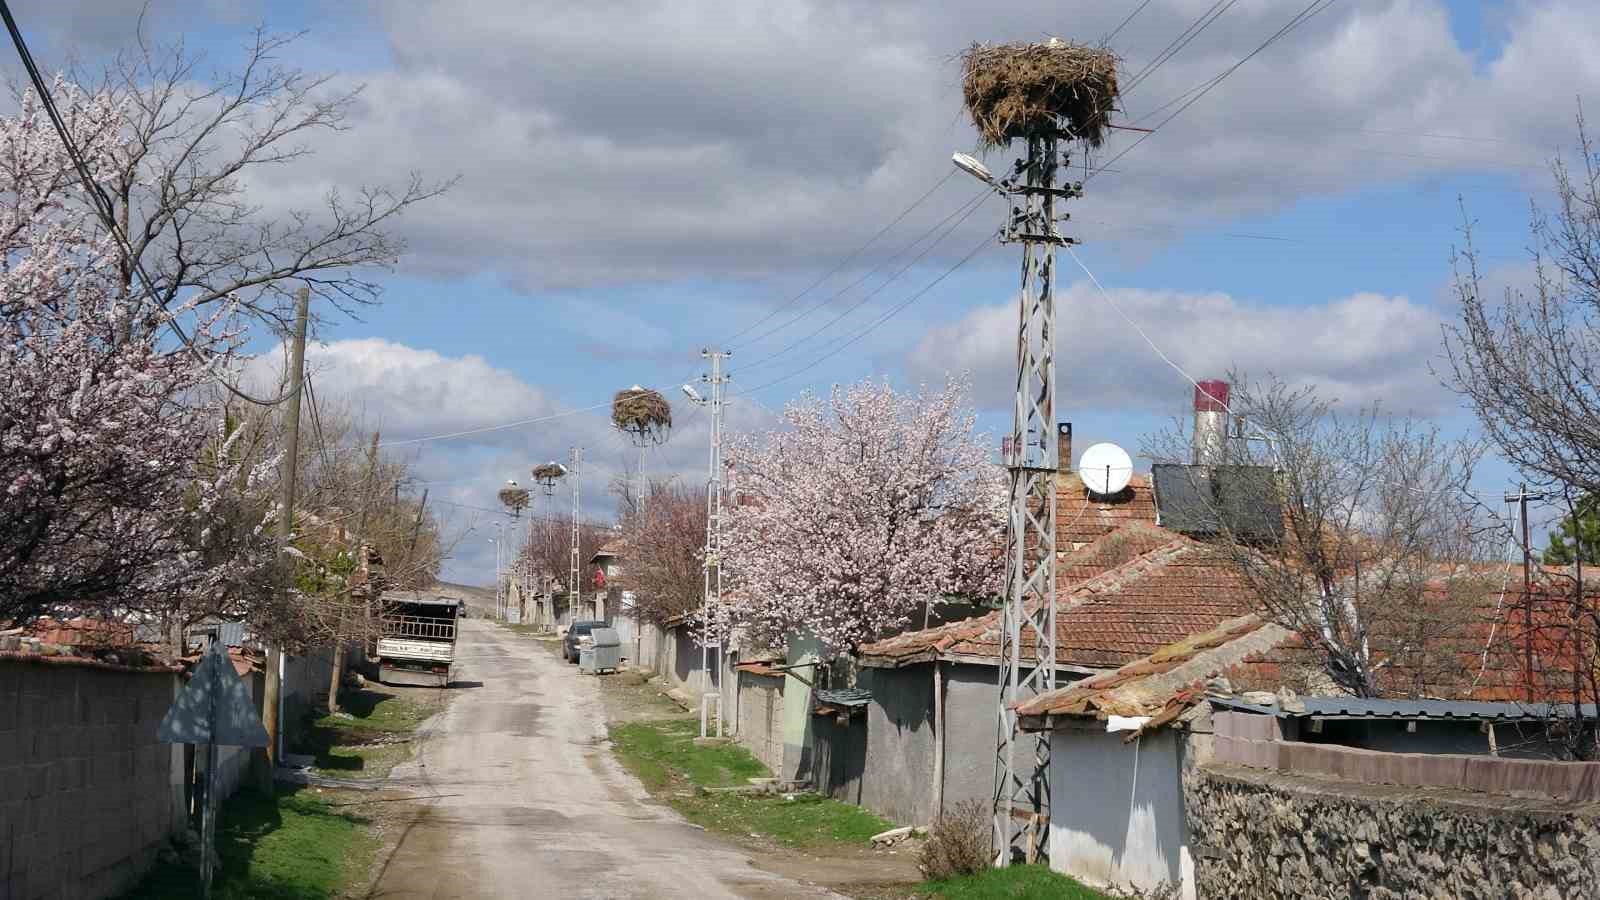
[932,660,945,821]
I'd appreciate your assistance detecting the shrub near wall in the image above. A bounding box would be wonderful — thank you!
[1185,765,1600,899]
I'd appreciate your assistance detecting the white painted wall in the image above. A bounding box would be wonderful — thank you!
[1049,727,1193,899]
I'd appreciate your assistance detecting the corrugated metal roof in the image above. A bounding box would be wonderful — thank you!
[1211,695,1600,721]
[814,687,873,707]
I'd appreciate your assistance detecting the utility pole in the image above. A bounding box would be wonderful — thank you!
[260,286,311,789]
[990,130,1073,865]
[569,446,582,621]
[698,349,730,732]
[1507,483,1549,702]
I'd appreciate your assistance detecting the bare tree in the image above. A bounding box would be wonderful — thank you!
[1145,373,1492,697]
[1445,115,1600,755]
[58,22,451,329]
[611,477,708,625]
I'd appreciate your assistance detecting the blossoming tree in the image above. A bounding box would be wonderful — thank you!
[0,85,256,624]
[722,375,1004,654]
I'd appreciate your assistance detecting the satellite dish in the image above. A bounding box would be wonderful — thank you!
[1078,442,1134,497]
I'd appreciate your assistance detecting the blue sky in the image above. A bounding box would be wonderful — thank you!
[17,0,1598,581]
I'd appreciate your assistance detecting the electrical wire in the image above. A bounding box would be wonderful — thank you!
[1121,0,1237,97]
[1091,0,1337,182]
[731,186,989,356]
[1065,244,1231,413]
[1103,0,1155,45]
[734,190,992,375]
[734,229,998,398]
[0,0,294,408]
[720,168,959,348]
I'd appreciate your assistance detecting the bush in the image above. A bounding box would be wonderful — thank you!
[918,799,991,880]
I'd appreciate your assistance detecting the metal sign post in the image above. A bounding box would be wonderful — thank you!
[159,639,269,896]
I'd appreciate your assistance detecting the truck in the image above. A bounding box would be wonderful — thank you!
[375,591,462,687]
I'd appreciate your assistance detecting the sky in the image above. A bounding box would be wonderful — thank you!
[14,0,1600,583]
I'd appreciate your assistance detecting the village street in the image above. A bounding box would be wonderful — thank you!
[367,615,835,900]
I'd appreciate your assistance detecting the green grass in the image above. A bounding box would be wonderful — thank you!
[293,689,432,779]
[118,787,376,900]
[677,791,894,847]
[609,717,895,849]
[911,866,1112,900]
[610,718,769,790]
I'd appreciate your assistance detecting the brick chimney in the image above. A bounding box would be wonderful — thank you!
[1057,422,1073,472]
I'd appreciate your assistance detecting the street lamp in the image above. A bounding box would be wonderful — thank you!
[951,151,995,186]
[681,383,705,404]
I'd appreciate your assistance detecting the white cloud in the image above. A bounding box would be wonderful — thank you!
[220,0,1600,291]
[244,337,774,582]
[910,281,1451,417]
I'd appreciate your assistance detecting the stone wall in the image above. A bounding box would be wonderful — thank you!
[1,660,183,899]
[1184,764,1600,899]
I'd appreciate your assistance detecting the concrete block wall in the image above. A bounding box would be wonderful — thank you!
[1,661,183,900]
[736,672,784,773]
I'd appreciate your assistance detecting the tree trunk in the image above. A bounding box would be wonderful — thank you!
[327,637,344,714]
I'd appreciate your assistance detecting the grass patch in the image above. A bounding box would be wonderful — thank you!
[911,865,1112,900]
[118,786,376,900]
[610,718,768,790]
[292,689,432,779]
[677,791,893,847]
[609,717,895,849]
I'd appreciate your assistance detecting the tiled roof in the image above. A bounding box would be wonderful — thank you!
[948,538,1260,668]
[1057,473,1159,546]
[1015,615,1295,739]
[591,539,626,562]
[0,620,179,674]
[1058,520,1183,588]
[862,534,1261,672]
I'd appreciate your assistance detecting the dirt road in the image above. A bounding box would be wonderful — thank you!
[367,618,840,899]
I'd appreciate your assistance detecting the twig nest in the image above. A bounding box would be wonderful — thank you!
[497,486,530,512]
[612,385,673,446]
[532,462,566,482]
[961,40,1120,148]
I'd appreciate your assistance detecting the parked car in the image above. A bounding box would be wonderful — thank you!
[562,620,607,663]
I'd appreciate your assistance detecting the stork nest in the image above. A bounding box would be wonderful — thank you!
[612,387,673,444]
[532,462,566,482]
[497,486,530,511]
[961,40,1120,148]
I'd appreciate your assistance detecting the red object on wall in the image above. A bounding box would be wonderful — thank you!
[594,567,606,588]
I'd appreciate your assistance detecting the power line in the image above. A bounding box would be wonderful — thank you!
[0,1,293,408]
[1091,0,1337,181]
[720,168,958,347]
[731,186,989,356]
[1103,0,1155,45]
[735,229,997,398]
[1121,0,1237,97]
[734,191,992,374]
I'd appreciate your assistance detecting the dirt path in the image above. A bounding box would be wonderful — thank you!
[364,617,842,899]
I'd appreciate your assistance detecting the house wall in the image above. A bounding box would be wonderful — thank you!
[942,663,1004,817]
[813,712,867,805]
[736,671,785,773]
[1,661,184,900]
[1048,726,1190,898]
[1184,764,1600,900]
[857,665,936,825]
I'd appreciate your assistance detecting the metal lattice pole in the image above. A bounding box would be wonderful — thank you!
[700,348,729,734]
[992,130,1072,866]
[569,446,582,621]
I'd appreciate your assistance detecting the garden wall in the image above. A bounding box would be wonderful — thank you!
[1185,764,1600,899]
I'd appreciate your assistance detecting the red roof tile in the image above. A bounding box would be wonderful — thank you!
[1057,473,1160,546]
[1014,614,1295,738]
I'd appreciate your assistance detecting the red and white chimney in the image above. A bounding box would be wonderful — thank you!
[1192,380,1230,466]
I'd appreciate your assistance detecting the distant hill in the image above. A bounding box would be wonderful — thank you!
[434,581,496,614]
